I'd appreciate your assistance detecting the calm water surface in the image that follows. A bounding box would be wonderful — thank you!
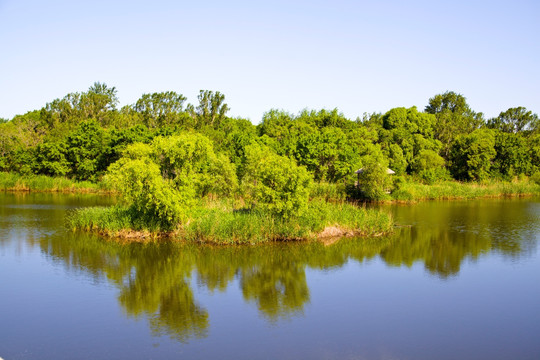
[1,193,539,359]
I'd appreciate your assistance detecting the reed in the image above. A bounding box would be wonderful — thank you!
[68,200,394,244]
[309,182,348,202]
[391,178,540,202]
[0,172,112,193]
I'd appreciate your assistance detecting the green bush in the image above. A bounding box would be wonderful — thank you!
[357,144,392,200]
[242,143,312,218]
[107,158,186,230]
[450,129,496,181]
[531,172,540,185]
[410,149,449,184]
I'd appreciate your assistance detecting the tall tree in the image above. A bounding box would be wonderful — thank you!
[487,107,538,134]
[449,129,496,181]
[41,82,119,130]
[425,91,484,158]
[79,82,119,125]
[187,90,230,128]
[134,91,187,128]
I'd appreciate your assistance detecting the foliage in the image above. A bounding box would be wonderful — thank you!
[242,143,312,218]
[150,133,237,197]
[104,132,239,228]
[309,182,347,202]
[107,158,186,230]
[531,172,540,186]
[356,144,392,200]
[527,134,540,173]
[33,141,70,176]
[449,129,496,181]
[70,200,393,244]
[2,83,539,212]
[487,107,538,134]
[65,119,109,181]
[410,150,449,184]
[187,90,230,128]
[41,82,119,130]
[492,131,531,177]
[134,91,187,128]
[425,91,484,158]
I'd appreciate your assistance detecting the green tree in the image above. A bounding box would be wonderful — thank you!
[187,90,230,128]
[296,108,353,130]
[151,133,237,197]
[0,111,45,173]
[375,107,439,175]
[79,82,119,124]
[217,117,258,178]
[41,82,119,131]
[492,131,531,177]
[134,91,187,128]
[107,157,186,230]
[242,144,312,218]
[410,149,448,184]
[33,141,70,176]
[356,144,392,200]
[487,107,538,134]
[66,119,109,180]
[449,129,496,181]
[105,124,155,165]
[529,134,540,173]
[426,91,484,158]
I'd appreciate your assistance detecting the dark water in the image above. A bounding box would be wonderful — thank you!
[1,193,539,360]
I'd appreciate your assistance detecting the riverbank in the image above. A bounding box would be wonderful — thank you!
[390,178,540,202]
[311,177,540,203]
[0,172,114,193]
[4,173,539,202]
[67,200,394,244]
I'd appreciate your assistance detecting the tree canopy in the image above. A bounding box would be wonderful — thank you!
[1,83,538,205]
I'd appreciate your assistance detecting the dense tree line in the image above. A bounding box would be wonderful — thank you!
[1,83,539,201]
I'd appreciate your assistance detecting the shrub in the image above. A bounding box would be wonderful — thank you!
[450,129,496,181]
[242,144,312,218]
[106,158,186,230]
[531,172,540,185]
[357,144,392,200]
[410,150,449,184]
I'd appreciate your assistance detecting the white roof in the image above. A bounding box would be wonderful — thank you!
[355,168,395,174]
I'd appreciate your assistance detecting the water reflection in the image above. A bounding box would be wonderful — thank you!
[380,199,540,277]
[1,193,538,343]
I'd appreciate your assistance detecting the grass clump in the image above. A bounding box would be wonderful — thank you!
[309,182,347,202]
[66,205,166,238]
[68,200,394,244]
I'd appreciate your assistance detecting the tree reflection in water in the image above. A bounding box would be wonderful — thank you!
[34,197,538,341]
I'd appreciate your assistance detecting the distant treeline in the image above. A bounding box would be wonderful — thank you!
[1,83,539,196]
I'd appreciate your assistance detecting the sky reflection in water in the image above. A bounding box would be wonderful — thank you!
[0,193,539,360]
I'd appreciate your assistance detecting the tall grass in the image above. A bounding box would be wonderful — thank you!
[309,182,348,202]
[68,200,394,244]
[0,172,112,193]
[391,178,540,202]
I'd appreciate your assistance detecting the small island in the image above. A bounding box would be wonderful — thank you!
[66,132,394,244]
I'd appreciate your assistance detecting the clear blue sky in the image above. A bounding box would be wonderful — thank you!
[1,0,538,123]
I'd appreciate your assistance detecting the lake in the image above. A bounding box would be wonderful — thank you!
[1,193,539,359]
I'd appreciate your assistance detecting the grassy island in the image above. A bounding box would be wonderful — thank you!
[67,200,393,244]
[64,133,394,244]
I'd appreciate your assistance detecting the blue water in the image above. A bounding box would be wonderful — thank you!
[1,193,539,359]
